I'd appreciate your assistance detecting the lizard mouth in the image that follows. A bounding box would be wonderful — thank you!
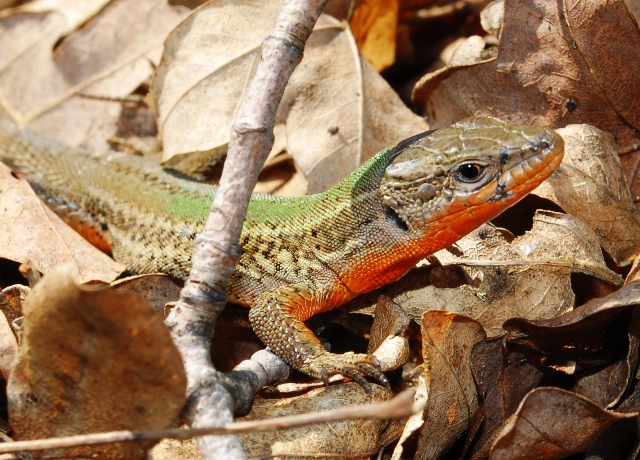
[489,129,564,203]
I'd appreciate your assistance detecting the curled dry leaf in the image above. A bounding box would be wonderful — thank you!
[367,296,411,372]
[237,383,393,459]
[0,283,28,325]
[503,281,640,359]
[417,311,486,459]
[7,264,186,460]
[0,0,187,150]
[0,310,16,381]
[350,0,399,72]
[504,280,640,407]
[412,0,640,152]
[7,0,112,35]
[0,163,124,283]
[490,387,636,460]
[467,337,544,458]
[534,124,640,265]
[150,0,427,193]
[111,273,182,313]
[437,210,621,285]
[391,374,428,460]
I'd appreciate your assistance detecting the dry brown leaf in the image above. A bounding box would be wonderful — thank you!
[0,0,19,10]
[479,0,504,36]
[350,0,399,72]
[6,0,112,35]
[413,0,640,152]
[417,311,486,459]
[7,264,186,459]
[151,0,427,193]
[0,0,187,151]
[367,296,411,371]
[490,387,636,459]
[0,163,124,283]
[503,281,640,408]
[0,312,16,381]
[570,357,633,409]
[111,273,182,312]
[629,0,640,23]
[238,383,392,458]
[0,288,19,380]
[503,281,640,356]
[437,211,621,284]
[390,373,429,460]
[467,337,544,458]
[0,283,27,325]
[535,124,640,265]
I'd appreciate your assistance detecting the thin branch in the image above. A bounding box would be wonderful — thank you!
[0,390,420,455]
[164,1,329,458]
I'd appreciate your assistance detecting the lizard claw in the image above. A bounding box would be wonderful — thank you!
[304,352,389,392]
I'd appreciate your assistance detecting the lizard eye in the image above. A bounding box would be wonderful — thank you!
[456,163,484,182]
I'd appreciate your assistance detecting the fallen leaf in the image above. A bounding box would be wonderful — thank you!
[0,0,188,151]
[0,284,24,380]
[367,296,411,372]
[0,283,28,325]
[0,163,125,283]
[0,319,15,379]
[437,211,621,285]
[151,0,427,193]
[503,281,640,359]
[490,387,636,459]
[417,311,486,459]
[504,281,640,407]
[7,264,186,459]
[570,356,632,409]
[534,124,640,265]
[412,0,640,152]
[391,374,428,460]
[111,273,182,312]
[7,0,112,35]
[466,336,544,457]
[238,383,392,458]
[350,0,399,71]
[210,305,262,373]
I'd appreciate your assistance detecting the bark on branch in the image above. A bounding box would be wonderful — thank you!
[165,1,329,458]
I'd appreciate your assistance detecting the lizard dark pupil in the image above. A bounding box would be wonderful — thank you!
[459,164,482,180]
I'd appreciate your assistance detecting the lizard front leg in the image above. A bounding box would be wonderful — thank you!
[248,284,389,391]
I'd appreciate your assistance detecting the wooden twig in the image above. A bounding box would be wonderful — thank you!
[0,390,420,455]
[164,1,329,458]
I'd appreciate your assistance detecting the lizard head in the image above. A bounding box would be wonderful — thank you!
[379,116,564,241]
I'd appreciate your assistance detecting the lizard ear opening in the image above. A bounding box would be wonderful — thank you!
[383,204,409,232]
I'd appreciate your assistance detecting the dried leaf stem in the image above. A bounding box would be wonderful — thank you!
[0,390,419,455]
[164,1,328,458]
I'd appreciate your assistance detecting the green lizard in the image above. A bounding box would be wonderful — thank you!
[0,117,564,388]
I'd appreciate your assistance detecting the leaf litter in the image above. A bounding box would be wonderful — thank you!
[1,0,640,458]
[7,264,186,459]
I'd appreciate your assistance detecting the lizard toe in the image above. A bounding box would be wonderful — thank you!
[304,351,388,391]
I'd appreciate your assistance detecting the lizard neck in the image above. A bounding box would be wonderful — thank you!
[296,145,442,297]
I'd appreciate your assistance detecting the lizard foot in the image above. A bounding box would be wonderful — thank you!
[301,351,390,392]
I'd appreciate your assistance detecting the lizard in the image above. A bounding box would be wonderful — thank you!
[0,117,564,388]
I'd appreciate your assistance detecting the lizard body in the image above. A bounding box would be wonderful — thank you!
[0,117,564,386]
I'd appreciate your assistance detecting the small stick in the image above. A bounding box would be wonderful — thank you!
[0,390,421,454]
